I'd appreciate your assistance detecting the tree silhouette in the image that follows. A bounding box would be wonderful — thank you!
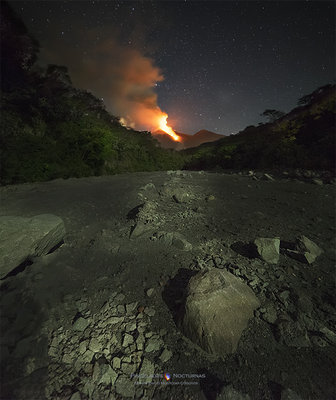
[260,109,285,123]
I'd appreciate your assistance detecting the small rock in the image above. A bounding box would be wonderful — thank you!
[254,237,280,264]
[295,235,323,263]
[261,305,277,324]
[125,322,137,332]
[117,305,125,314]
[159,348,173,363]
[145,337,163,353]
[173,189,190,203]
[99,365,118,386]
[107,316,124,325]
[136,334,145,351]
[138,358,155,384]
[144,307,155,317]
[312,178,323,185]
[73,317,89,332]
[69,392,81,400]
[130,222,152,238]
[263,173,274,181]
[319,326,336,344]
[112,357,121,369]
[62,353,73,364]
[206,195,215,201]
[146,288,155,297]
[122,333,134,347]
[115,375,135,398]
[126,302,138,314]
[281,388,302,400]
[89,337,102,353]
[275,319,311,347]
[137,305,145,313]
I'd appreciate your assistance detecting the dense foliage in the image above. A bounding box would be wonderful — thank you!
[0,2,184,184]
[183,84,335,173]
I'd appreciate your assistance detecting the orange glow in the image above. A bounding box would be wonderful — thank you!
[157,114,181,142]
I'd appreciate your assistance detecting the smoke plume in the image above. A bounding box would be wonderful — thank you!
[41,34,170,133]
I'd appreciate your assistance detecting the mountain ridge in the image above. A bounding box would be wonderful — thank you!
[152,128,224,149]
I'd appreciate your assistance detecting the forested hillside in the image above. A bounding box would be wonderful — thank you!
[183,84,335,172]
[0,2,184,185]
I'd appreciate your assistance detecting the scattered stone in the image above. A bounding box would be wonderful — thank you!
[99,365,118,386]
[261,304,277,324]
[0,214,65,279]
[138,305,145,313]
[117,305,125,314]
[146,288,155,297]
[125,322,137,332]
[73,317,89,332]
[254,237,280,264]
[82,350,94,363]
[114,293,126,302]
[69,392,81,400]
[130,222,152,238]
[180,268,260,356]
[144,307,155,317]
[281,388,302,400]
[138,358,155,384]
[122,333,134,347]
[145,337,163,353]
[156,231,192,251]
[206,195,215,201]
[121,362,137,375]
[295,235,323,263]
[319,326,336,345]
[62,353,73,364]
[159,348,173,363]
[115,375,135,398]
[126,302,138,314]
[312,178,323,185]
[136,334,145,351]
[89,337,102,353]
[113,357,121,369]
[107,316,124,325]
[172,189,191,203]
[275,319,311,347]
[263,173,274,181]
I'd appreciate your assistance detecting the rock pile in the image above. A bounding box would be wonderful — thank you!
[44,291,172,399]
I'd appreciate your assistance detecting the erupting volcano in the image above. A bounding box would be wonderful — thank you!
[157,114,181,142]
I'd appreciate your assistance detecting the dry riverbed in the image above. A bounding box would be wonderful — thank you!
[0,170,335,400]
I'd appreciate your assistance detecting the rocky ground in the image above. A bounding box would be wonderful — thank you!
[0,170,335,400]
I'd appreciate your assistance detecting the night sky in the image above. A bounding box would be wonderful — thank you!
[10,1,335,136]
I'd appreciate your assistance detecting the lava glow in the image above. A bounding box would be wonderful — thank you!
[157,114,181,142]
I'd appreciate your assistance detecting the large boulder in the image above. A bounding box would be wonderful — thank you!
[180,268,260,357]
[0,214,65,278]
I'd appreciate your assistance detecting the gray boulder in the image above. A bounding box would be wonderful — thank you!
[254,237,280,264]
[180,268,260,357]
[0,214,65,278]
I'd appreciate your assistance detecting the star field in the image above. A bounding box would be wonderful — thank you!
[11,1,335,135]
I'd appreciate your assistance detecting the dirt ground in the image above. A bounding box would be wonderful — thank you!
[0,170,335,400]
